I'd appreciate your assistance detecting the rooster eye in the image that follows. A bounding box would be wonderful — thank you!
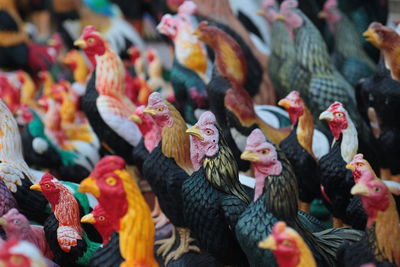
[45,184,51,189]
[374,187,381,192]
[335,112,343,117]
[357,163,364,167]
[10,256,23,265]
[205,129,213,136]
[13,219,19,224]
[87,38,95,44]
[282,240,292,246]
[99,216,105,221]
[157,107,164,112]
[106,177,117,186]
[261,150,269,155]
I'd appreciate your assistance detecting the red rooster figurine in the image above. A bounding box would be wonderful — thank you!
[81,204,112,246]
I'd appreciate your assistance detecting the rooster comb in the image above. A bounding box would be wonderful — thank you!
[272,221,287,234]
[327,101,344,111]
[40,173,55,184]
[148,92,163,106]
[197,111,216,126]
[4,208,20,217]
[281,0,298,9]
[82,25,99,35]
[92,156,126,177]
[353,153,364,161]
[262,0,277,9]
[247,128,267,147]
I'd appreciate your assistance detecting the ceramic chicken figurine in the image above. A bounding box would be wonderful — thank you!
[63,49,90,96]
[0,179,17,219]
[15,70,39,111]
[0,208,53,259]
[363,22,400,82]
[259,0,296,101]
[157,2,208,124]
[142,92,200,264]
[79,156,158,267]
[336,154,400,266]
[195,20,290,171]
[259,221,317,267]
[30,173,101,266]
[318,0,376,87]
[183,111,250,266]
[0,74,21,114]
[75,26,142,163]
[319,102,367,229]
[236,128,362,266]
[146,48,168,94]
[0,238,52,267]
[355,59,400,182]
[81,204,112,246]
[38,71,55,99]
[278,91,320,212]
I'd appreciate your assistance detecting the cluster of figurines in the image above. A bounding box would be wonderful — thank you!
[0,0,399,266]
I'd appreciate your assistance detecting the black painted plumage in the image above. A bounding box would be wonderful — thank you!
[80,70,134,164]
[142,142,188,227]
[89,232,124,267]
[131,138,148,173]
[236,147,363,266]
[318,136,367,228]
[280,124,320,204]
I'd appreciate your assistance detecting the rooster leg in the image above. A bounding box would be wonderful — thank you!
[154,212,170,229]
[163,227,201,265]
[333,217,343,228]
[299,201,310,213]
[151,197,161,218]
[155,226,176,257]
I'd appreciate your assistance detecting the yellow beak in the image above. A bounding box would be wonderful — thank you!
[143,108,156,116]
[127,47,133,55]
[78,177,100,198]
[363,28,379,45]
[192,28,201,37]
[240,151,260,162]
[30,184,42,191]
[318,11,327,19]
[81,213,96,224]
[257,10,266,16]
[48,38,56,46]
[258,236,277,250]
[277,98,291,110]
[129,114,142,124]
[275,13,286,21]
[74,39,87,49]
[351,183,369,196]
[319,110,334,121]
[186,125,204,140]
[346,163,355,172]
[0,217,8,226]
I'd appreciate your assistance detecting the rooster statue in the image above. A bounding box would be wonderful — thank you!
[74,26,142,162]
[337,154,400,266]
[184,111,250,266]
[81,204,112,246]
[318,0,376,87]
[259,221,317,267]
[157,1,209,124]
[237,128,363,266]
[30,174,101,266]
[79,156,158,267]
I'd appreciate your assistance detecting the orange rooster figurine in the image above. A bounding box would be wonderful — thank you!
[79,156,158,267]
[259,221,316,267]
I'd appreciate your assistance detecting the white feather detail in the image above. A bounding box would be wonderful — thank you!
[239,173,255,189]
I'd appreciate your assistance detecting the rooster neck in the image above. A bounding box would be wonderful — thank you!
[53,186,82,234]
[295,106,315,158]
[336,119,358,164]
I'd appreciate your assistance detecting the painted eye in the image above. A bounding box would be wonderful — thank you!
[87,38,95,44]
[335,112,343,117]
[98,216,105,221]
[45,184,51,189]
[106,177,117,186]
[374,187,381,192]
[205,129,213,136]
[13,219,19,224]
[10,256,23,265]
[357,163,364,167]
[261,150,270,155]
[157,107,164,112]
[282,240,292,246]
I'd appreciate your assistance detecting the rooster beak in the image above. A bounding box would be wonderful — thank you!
[81,213,96,224]
[78,177,100,198]
[127,48,133,55]
[129,114,142,124]
[274,13,286,21]
[143,108,156,116]
[318,11,327,19]
[346,163,356,172]
[351,183,369,196]
[258,236,277,250]
[74,39,87,49]
[240,151,260,162]
[0,217,8,226]
[319,110,334,121]
[363,28,379,45]
[30,184,42,191]
[192,28,200,37]
[186,125,204,140]
[257,10,266,16]
[277,98,291,110]
[48,38,56,46]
